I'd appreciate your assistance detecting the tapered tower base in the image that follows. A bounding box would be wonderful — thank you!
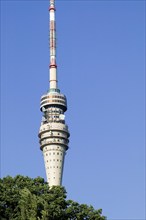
[39,91,69,186]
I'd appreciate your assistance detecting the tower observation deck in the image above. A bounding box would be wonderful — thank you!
[38,0,70,186]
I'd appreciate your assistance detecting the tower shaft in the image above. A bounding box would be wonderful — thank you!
[38,0,70,187]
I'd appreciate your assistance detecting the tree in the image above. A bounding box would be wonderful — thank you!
[0,175,106,220]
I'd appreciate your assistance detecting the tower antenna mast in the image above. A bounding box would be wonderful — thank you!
[49,0,57,89]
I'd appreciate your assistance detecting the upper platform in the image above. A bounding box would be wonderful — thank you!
[40,89,67,112]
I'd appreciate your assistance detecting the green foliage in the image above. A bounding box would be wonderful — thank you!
[0,175,106,220]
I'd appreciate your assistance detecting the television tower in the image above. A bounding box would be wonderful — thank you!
[38,0,70,186]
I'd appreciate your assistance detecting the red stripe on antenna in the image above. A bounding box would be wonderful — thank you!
[49,64,57,68]
[49,7,56,11]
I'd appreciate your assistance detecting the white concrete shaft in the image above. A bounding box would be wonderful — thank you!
[49,67,57,89]
[43,145,66,186]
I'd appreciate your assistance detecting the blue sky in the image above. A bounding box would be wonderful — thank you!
[1,0,145,219]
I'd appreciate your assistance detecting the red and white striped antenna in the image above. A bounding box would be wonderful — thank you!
[49,0,57,89]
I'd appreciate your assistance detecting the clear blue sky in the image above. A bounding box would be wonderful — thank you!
[1,0,145,219]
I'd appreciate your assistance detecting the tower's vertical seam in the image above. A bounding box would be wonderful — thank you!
[38,0,70,187]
